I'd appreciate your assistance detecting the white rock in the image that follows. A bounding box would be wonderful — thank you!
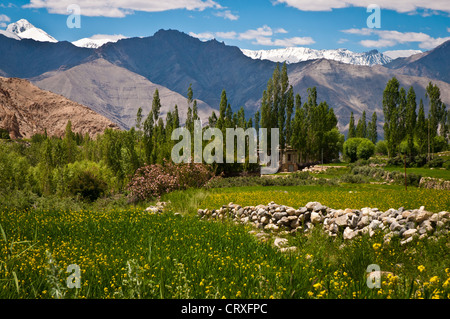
[402,229,417,239]
[274,237,289,248]
[343,227,358,240]
[310,212,322,224]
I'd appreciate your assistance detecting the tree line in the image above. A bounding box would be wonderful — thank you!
[1,65,449,202]
[382,77,448,159]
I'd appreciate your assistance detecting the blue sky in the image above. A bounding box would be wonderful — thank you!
[1,0,449,52]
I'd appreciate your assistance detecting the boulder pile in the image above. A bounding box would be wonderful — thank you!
[198,202,450,244]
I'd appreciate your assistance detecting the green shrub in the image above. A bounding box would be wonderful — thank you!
[339,174,367,184]
[343,138,375,162]
[375,140,388,155]
[444,161,450,170]
[424,157,444,168]
[67,170,108,202]
[357,139,375,160]
[0,128,10,140]
[433,136,448,153]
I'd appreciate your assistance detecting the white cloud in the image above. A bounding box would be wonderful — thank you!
[342,28,450,49]
[237,25,314,47]
[447,27,450,33]
[275,28,288,34]
[0,14,10,22]
[254,36,315,47]
[214,10,239,20]
[0,14,10,28]
[238,25,274,40]
[189,31,215,41]
[274,0,450,14]
[215,31,237,39]
[189,25,315,47]
[24,0,222,17]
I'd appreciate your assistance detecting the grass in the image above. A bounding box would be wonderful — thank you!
[384,166,450,181]
[0,183,449,299]
[199,184,450,213]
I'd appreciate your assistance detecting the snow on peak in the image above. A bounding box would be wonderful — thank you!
[72,34,127,49]
[382,50,423,60]
[241,47,393,66]
[5,19,57,43]
[6,19,34,34]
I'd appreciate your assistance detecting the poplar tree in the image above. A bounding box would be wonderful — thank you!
[348,112,356,139]
[367,112,378,144]
[416,99,427,155]
[356,111,367,138]
[382,77,400,157]
[406,86,417,156]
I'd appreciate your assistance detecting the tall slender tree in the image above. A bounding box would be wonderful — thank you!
[416,99,427,155]
[356,110,367,138]
[348,112,356,139]
[367,112,378,144]
[382,77,400,157]
[405,86,417,156]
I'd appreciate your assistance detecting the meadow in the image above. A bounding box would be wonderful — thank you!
[1,184,449,299]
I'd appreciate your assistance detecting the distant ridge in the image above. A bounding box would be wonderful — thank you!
[241,47,392,66]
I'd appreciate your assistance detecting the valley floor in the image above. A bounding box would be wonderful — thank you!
[1,183,449,299]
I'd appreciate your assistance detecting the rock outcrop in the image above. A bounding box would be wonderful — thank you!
[0,76,119,139]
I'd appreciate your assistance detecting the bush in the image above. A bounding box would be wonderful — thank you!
[68,170,108,202]
[0,128,10,140]
[343,138,375,162]
[339,174,367,184]
[433,136,448,153]
[375,140,388,156]
[127,161,215,201]
[444,161,450,170]
[424,157,444,168]
[356,139,375,160]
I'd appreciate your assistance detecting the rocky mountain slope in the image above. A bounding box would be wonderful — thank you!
[32,58,217,129]
[1,25,449,137]
[286,59,450,133]
[0,77,119,139]
[384,40,450,84]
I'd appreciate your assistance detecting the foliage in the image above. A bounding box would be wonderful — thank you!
[356,139,375,160]
[0,128,10,139]
[343,138,374,162]
[375,140,388,156]
[127,161,215,201]
[67,170,108,202]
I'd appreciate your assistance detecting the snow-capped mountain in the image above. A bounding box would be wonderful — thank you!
[241,47,393,66]
[6,19,58,43]
[382,50,423,60]
[72,34,127,49]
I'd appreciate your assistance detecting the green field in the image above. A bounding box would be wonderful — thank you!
[1,184,449,299]
[384,166,450,180]
[196,184,450,213]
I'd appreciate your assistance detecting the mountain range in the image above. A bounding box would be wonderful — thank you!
[1,19,449,137]
[241,47,393,66]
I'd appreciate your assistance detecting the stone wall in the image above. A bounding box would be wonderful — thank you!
[198,202,450,245]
